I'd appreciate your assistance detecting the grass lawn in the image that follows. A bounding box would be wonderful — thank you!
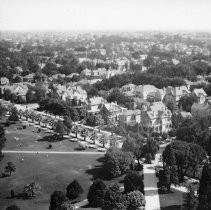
[2,119,97,152]
[159,187,185,210]
[0,153,104,210]
[0,118,126,210]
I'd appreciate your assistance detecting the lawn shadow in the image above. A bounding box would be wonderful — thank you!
[161,205,181,210]
[37,134,65,142]
[85,157,111,181]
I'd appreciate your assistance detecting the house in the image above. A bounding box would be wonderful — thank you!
[165,86,190,103]
[162,91,177,113]
[2,83,29,101]
[23,73,35,82]
[99,102,127,122]
[91,68,107,77]
[179,111,192,119]
[121,84,136,93]
[191,102,211,120]
[147,89,164,102]
[0,77,9,85]
[14,66,23,74]
[141,102,172,133]
[81,68,92,77]
[119,109,141,126]
[65,86,87,106]
[51,74,66,80]
[134,85,158,99]
[86,97,106,113]
[192,88,207,104]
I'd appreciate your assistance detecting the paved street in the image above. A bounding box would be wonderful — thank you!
[2,150,104,155]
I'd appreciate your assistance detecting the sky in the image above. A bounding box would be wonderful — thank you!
[0,0,210,31]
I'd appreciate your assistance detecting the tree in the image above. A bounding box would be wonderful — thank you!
[63,116,72,134]
[61,201,75,210]
[95,114,104,131]
[126,190,146,210]
[55,121,66,137]
[26,89,36,103]
[178,94,198,112]
[183,184,198,210]
[23,182,41,198]
[122,136,144,166]
[85,113,95,126]
[109,134,118,148]
[72,125,80,138]
[124,171,144,194]
[143,138,159,160]
[49,190,66,210]
[6,205,21,210]
[0,103,6,116]
[66,179,83,200]
[102,184,127,210]
[13,75,22,83]
[5,162,16,176]
[9,93,17,103]
[8,107,19,122]
[163,141,207,183]
[198,161,211,210]
[3,89,12,100]
[87,179,107,207]
[80,128,89,141]
[99,133,108,148]
[0,126,6,161]
[89,131,98,144]
[105,147,135,178]
[100,106,111,124]
[70,108,80,122]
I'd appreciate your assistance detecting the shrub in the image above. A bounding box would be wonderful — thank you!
[66,179,83,200]
[87,179,107,207]
[6,205,20,210]
[126,190,146,210]
[124,171,144,194]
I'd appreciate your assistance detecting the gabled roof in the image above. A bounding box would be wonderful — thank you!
[191,103,210,111]
[119,109,141,116]
[193,88,207,97]
[88,97,105,105]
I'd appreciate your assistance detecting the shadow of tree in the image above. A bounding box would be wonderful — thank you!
[85,157,111,181]
[161,205,181,210]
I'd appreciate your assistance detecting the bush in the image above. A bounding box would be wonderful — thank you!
[104,147,135,178]
[49,191,66,210]
[145,153,152,164]
[126,190,146,210]
[87,179,107,207]
[6,205,20,210]
[102,184,127,210]
[124,171,144,194]
[66,179,83,200]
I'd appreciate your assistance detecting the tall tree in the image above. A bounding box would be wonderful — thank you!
[5,162,16,176]
[99,133,108,148]
[89,131,98,144]
[87,179,107,207]
[0,126,6,161]
[49,190,66,210]
[198,161,211,210]
[66,179,83,200]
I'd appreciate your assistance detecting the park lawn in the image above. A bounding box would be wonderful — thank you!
[3,120,96,152]
[0,153,104,210]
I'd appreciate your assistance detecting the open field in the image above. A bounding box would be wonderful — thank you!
[1,119,98,153]
[0,118,125,210]
[0,153,104,210]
